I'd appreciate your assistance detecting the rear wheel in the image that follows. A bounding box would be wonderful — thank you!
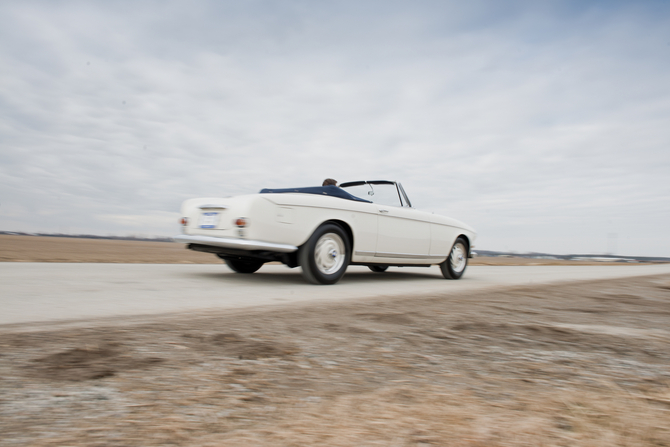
[368,265,388,273]
[299,224,350,285]
[224,258,264,274]
[440,237,468,279]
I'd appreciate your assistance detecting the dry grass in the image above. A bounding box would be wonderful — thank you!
[209,384,670,447]
[0,234,214,263]
[2,274,670,446]
[11,381,670,446]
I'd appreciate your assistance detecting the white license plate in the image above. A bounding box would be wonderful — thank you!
[199,212,220,229]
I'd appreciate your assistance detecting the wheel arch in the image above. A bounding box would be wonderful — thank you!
[456,234,471,257]
[298,219,352,285]
[322,219,354,252]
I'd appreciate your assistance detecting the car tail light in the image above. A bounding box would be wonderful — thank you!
[180,217,189,226]
[234,218,248,227]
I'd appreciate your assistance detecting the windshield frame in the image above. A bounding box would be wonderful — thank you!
[339,180,412,208]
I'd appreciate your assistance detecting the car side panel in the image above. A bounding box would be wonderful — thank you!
[429,222,459,260]
[263,203,379,255]
[429,214,477,259]
[375,206,431,257]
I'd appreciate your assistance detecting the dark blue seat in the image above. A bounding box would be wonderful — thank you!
[259,185,371,203]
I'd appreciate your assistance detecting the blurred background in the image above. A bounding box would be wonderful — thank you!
[1,0,669,256]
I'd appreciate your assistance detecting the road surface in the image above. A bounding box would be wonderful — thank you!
[2,263,670,326]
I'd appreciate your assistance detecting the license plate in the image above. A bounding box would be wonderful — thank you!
[199,212,219,228]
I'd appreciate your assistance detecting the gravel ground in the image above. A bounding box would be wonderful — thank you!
[2,274,670,446]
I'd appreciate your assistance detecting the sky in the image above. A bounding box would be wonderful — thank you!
[1,0,669,256]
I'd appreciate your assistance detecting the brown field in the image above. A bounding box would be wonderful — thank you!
[0,234,645,265]
[1,269,670,445]
[0,234,215,264]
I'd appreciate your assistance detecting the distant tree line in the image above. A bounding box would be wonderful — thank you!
[0,231,173,243]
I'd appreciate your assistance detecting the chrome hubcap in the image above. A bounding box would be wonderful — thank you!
[450,242,467,273]
[315,233,346,275]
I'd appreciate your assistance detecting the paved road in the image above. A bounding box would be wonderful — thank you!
[2,263,670,326]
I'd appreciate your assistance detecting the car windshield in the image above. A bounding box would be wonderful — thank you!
[340,182,404,207]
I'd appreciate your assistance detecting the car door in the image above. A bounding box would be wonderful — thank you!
[366,183,430,257]
[375,205,431,257]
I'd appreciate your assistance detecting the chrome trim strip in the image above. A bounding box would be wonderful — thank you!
[398,183,412,208]
[376,212,434,224]
[199,204,228,210]
[393,182,403,207]
[259,201,380,217]
[355,250,447,260]
[355,251,376,256]
[173,235,298,253]
[375,252,447,260]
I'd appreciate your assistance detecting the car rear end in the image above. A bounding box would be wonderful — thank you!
[175,195,301,265]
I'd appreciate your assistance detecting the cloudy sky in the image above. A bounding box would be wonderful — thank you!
[1,0,669,256]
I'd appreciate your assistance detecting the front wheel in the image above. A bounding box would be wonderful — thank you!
[224,258,264,274]
[440,237,468,279]
[299,224,350,285]
[368,265,388,273]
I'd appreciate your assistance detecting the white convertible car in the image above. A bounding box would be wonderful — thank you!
[174,181,476,285]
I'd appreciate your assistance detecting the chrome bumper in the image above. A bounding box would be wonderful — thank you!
[173,235,298,253]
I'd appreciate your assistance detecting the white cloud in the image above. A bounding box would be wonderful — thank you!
[1,1,669,255]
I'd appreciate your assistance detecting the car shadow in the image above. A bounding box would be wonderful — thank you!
[191,270,307,285]
[189,267,444,285]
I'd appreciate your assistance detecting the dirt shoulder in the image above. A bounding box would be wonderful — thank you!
[2,274,670,446]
